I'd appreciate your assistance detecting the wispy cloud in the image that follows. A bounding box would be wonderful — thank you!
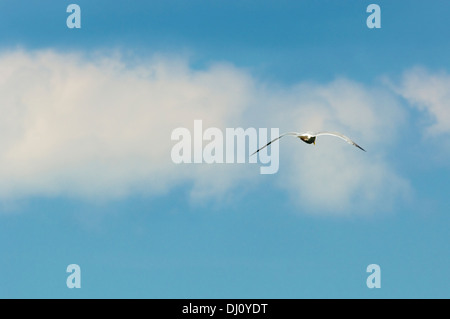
[250,78,411,214]
[0,49,414,214]
[396,67,450,136]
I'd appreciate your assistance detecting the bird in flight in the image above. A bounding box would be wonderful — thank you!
[251,131,366,155]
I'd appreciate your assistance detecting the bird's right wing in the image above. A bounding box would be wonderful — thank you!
[251,132,300,156]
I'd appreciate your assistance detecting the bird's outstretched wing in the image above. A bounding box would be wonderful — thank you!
[251,132,300,156]
[315,131,366,152]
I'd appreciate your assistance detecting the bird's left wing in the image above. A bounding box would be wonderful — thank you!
[315,131,366,152]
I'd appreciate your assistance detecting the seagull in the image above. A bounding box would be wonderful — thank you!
[251,131,366,155]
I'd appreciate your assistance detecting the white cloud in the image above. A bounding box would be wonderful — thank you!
[0,49,254,200]
[0,49,411,214]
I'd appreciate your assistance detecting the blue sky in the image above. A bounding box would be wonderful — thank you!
[0,0,449,298]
